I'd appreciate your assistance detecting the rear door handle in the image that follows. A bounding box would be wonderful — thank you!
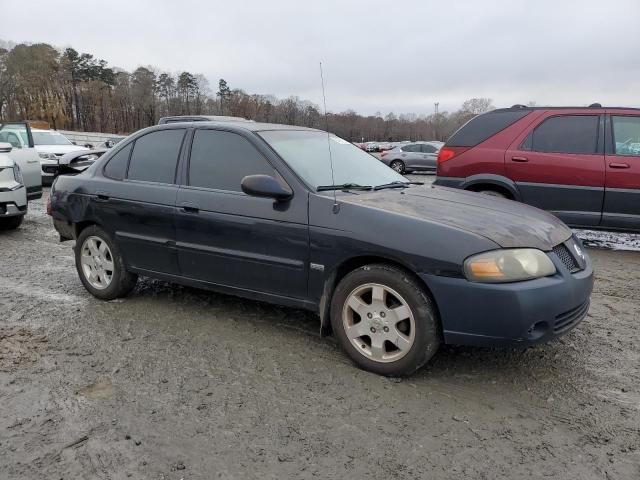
[511,156,529,162]
[609,162,630,169]
[95,191,110,202]
[179,202,200,213]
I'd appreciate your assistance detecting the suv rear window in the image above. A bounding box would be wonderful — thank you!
[446,110,531,147]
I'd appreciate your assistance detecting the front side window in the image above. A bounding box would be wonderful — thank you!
[527,115,599,154]
[612,116,640,156]
[0,123,29,148]
[401,144,420,152]
[259,130,406,189]
[188,130,275,191]
[127,129,185,184]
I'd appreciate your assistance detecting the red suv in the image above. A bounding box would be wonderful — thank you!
[435,105,640,232]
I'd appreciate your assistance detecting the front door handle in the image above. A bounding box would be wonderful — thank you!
[511,156,529,162]
[609,162,630,169]
[95,191,110,202]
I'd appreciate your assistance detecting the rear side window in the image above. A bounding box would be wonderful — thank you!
[612,116,640,156]
[447,110,531,147]
[127,129,185,184]
[527,115,599,154]
[421,144,437,153]
[104,143,132,180]
[188,129,275,191]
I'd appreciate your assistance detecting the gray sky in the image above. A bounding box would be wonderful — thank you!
[3,0,639,115]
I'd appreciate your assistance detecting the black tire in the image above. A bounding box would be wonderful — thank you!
[330,264,440,376]
[0,215,24,230]
[477,189,507,198]
[389,160,405,174]
[74,225,138,300]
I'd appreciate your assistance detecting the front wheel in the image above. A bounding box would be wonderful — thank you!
[75,225,138,300]
[330,264,440,376]
[389,160,405,174]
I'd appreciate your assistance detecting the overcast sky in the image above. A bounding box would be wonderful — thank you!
[3,0,639,115]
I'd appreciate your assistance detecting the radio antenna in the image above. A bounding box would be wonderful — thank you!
[320,62,339,213]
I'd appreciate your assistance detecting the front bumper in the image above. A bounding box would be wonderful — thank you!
[421,249,594,347]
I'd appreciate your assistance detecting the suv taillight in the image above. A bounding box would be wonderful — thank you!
[437,146,470,164]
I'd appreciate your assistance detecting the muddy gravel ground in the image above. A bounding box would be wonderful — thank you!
[1,188,639,480]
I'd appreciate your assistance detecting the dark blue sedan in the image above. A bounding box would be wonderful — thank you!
[49,121,593,376]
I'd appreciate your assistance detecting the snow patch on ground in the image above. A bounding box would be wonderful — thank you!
[575,230,640,252]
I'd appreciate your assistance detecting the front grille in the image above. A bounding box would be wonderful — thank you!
[553,243,580,273]
[554,300,590,333]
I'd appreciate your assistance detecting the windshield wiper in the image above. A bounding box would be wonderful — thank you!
[317,183,373,192]
[373,181,424,191]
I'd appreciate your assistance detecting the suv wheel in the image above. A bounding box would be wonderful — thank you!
[0,215,24,230]
[389,160,405,174]
[75,225,138,300]
[330,264,440,376]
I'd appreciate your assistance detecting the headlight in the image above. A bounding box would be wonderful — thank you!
[38,152,56,160]
[13,164,23,185]
[464,249,556,283]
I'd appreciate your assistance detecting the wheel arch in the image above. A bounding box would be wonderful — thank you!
[461,174,521,200]
[319,255,441,336]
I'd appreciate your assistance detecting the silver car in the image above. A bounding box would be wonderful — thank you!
[0,143,27,229]
[379,141,442,174]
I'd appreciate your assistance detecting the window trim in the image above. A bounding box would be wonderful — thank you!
[609,114,640,157]
[184,127,284,194]
[518,114,601,155]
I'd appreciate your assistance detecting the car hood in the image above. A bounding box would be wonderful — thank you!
[35,145,89,154]
[340,185,572,251]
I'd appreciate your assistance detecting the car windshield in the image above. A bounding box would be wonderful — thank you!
[32,131,73,146]
[259,130,406,189]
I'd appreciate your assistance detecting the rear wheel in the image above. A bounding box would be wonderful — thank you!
[0,215,24,230]
[330,264,440,376]
[75,225,138,300]
[389,160,405,174]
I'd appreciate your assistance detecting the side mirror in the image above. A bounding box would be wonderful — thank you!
[0,142,12,153]
[241,174,293,201]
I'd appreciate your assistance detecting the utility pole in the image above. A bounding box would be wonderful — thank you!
[434,102,440,140]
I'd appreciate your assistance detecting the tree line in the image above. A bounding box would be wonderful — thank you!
[0,41,497,141]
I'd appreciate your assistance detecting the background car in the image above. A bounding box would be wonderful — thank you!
[41,149,108,179]
[435,105,640,232]
[379,141,442,173]
[0,142,27,229]
[0,122,43,201]
[30,129,89,184]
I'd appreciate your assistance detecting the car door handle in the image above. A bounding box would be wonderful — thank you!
[95,191,110,202]
[511,156,529,162]
[27,159,39,164]
[179,203,200,213]
[609,162,630,169]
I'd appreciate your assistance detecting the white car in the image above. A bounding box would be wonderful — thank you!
[30,129,89,184]
[0,122,42,201]
[0,143,27,229]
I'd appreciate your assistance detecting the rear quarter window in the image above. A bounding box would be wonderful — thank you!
[103,143,132,180]
[446,110,531,147]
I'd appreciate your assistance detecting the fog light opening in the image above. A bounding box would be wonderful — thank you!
[527,321,549,340]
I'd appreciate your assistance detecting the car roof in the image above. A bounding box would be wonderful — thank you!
[493,105,640,113]
[150,121,323,133]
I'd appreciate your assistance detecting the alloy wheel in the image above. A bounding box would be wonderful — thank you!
[342,283,415,363]
[80,236,115,290]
